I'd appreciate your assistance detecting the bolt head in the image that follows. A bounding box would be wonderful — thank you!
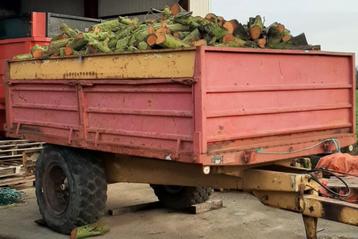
[203,166,211,175]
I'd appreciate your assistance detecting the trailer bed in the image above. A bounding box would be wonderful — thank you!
[5,47,356,166]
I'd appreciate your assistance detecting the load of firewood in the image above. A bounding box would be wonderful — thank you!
[14,3,319,60]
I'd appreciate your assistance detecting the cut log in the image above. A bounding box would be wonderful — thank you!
[32,49,44,59]
[267,23,284,45]
[167,24,190,32]
[281,29,291,42]
[217,16,225,26]
[183,29,201,43]
[173,31,190,40]
[225,37,246,47]
[116,36,130,51]
[205,13,217,22]
[159,34,190,48]
[115,26,135,40]
[108,37,118,49]
[200,20,227,39]
[147,25,155,34]
[59,47,66,57]
[47,38,71,56]
[60,23,78,38]
[233,22,249,40]
[68,33,89,50]
[13,53,33,60]
[31,44,48,59]
[146,34,158,47]
[138,41,149,50]
[256,38,267,48]
[88,39,111,53]
[118,16,139,26]
[91,19,120,32]
[248,16,263,40]
[170,3,183,16]
[223,20,240,34]
[155,32,166,45]
[64,46,74,56]
[222,33,235,43]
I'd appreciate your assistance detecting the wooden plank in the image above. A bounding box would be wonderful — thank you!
[0,175,35,187]
[108,199,224,216]
[183,200,224,214]
[108,201,161,216]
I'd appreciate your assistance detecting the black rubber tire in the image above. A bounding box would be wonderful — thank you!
[35,145,107,234]
[151,185,212,209]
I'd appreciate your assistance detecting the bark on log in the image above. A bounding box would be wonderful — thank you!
[13,53,33,60]
[248,16,263,40]
[146,34,158,47]
[183,29,201,43]
[159,34,190,48]
[60,23,78,38]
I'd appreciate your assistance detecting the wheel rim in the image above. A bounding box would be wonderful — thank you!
[43,164,70,215]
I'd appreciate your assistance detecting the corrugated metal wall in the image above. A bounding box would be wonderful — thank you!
[21,0,84,17]
[98,0,177,17]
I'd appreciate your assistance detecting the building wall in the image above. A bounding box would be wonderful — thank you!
[98,0,211,18]
[98,0,177,17]
[190,0,211,17]
[21,0,84,16]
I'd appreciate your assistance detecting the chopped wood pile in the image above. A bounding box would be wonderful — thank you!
[14,3,319,60]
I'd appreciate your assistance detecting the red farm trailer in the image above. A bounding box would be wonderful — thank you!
[5,47,358,238]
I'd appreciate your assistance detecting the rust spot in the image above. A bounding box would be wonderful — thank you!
[309,206,314,213]
[219,125,224,131]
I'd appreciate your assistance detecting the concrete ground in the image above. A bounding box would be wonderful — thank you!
[0,183,357,239]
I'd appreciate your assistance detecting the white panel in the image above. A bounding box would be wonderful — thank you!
[189,0,212,17]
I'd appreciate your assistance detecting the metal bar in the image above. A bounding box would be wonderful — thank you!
[12,120,80,130]
[204,46,355,57]
[87,107,193,118]
[351,55,356,135]
[12,103,78,112]
[207,123,353,142]
[206,84,352,93]
[302,195,358,226]
[87,128,193,142]
[207,104,352,118]
[242,169,318,192]
[303,216,318,239]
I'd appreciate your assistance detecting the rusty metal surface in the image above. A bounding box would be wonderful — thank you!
[242,169,317,192]
[5,47,356,166]
[104,155,243,189]
[9,50,196,80]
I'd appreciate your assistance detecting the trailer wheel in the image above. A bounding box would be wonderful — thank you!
[151,185,212,209]
[35,145,107,234]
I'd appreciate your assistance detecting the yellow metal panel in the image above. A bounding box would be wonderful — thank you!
[9,50,196,80]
